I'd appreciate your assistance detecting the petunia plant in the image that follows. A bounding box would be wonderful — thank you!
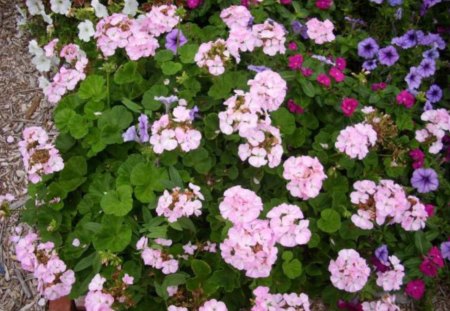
[8,0,450,310]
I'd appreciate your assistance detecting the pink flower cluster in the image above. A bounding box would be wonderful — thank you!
[150,99,202,154]
[156,183,204,223]
[182,240,217,256]
[282,156,327,200]
[252,286,311,311]
[95,5,179,59]
[43,43,88,104]
[195,39,232,75]
[220,219,278,278]
[136,236,179,274]
[221,5,286,62]
[328,249,370,293]
[199,299,228,311]
[85,274,114,311]
[219,70,287,168]
[305,18,335,44]
[266,203,311,247]
[376,255,405,291]
[361,295,400,311]
[19,127,64,184]
[335,123,378,159]
[420,246,444,277]
[350,180,429,231]
[415,108,450,154]
[219,187,311,277]
[12,229,75,301]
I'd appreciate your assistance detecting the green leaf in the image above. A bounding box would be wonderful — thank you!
[271,108,296,135]
[282,251,293,261]
[74,252,99,272]
[142,85,168,111]
[131,163,169,203]
[169,166,184,188]
[54,109,76,132]
[101,185,133,216]
[93,215,132,252]
[68,114,90,139]
[178,44,199,64]
[78,75,106,101]
[282,259,303,279]
[154,50,174,63]
[114,61,139,84]
[191,259,211,279]
[161,61,183,75]
[298,77,316,98]
[122,98,142,113]
[317,209,342,233]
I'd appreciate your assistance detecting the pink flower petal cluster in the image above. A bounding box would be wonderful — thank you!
[282,156,327,200]
[305,18,335,44]
[220,5,253,29]
[252,286,311,311]
[136,236,179,274]
[405,279,426,300]
[219,186,263,224]
[361,295,400,311]
[335,122,377,159]
[420,246,444,277]
[328,249,370,293]
[195,39,231,75]
[43,43,88,104]
[415,109,450,154]
[248,70,287,112]
[199,299,228,311]
[238,122,283,168]
[85,274,114,311]
[350,180,429,231]
[220,219,278,278]
[150,100,202,154]
[252,19,287,56]
[219,90,259,135]
[12,229,75,301]
[168,306,188,311]
[156,183,204,223]
[376,255,405,291]
[266,203,311,247]
[95,6,178,59]
[18,127,64,184]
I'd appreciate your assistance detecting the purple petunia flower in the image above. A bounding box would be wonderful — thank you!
[426,84,442,103]
[375,245,389,264]
[248,65,270,73]
[405,67,422,90]
[138,114,150,142]
[378,46,399,66]
[423,48,440,60]
[389,0,403,5]
[189,106,200,120]
[420,0,442,16]
[291,21,309,39]
[395,8,403,19]
[417,58,436,77]
[122,126,139,143]
[411,168,439,193]
[441,241,450,261]
[165,29,188,53]
[392,30,420,49]
[155,95,179,113]
[363,59,378,71]
[419,33,446,50]
[358,37,379,59]
[424,101,434,111]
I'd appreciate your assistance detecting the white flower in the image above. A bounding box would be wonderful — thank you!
[38,76,50,90]
[123,0,139,16]
[28,39,43,57]
[32,54,52,72]
[77,20,95,42]
[91,0,108,18]
[16,5,27,28]
[26,0,45,16]
[50,0,71,15]
[41,11,54,24]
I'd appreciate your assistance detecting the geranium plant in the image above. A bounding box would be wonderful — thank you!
[8,0,449,310]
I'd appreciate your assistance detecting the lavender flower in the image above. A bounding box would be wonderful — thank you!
[247,65,270,73]
[411,168,439,193]
[311,55,335,66]
[375,245,389,265]
[123,126,139,143]
[165,29,187,53]
[155,95,179,113]
[344,16,367,28]
[441,241,450,261]
[138,114,150,142]
[417,58,435,77]
[395,8,403,19]
[189,106,200,120]
[420,0,443,16]
[426,84,442,103]
[378,46,399,66]
[419,33,446,50]
[392,30,420,49]
[405,67,422,90]
[358,37,379,59]
[291,21,308,39]
[423,48,439,60]
[424,101,433,111]
[388,0,403,5]
[363,59,378,71]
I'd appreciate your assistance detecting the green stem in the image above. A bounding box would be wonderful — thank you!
[106,72,111,108]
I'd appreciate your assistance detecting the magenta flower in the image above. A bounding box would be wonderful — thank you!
[396,90,415,108]
[287,99,304,114]
[420,246,444,277]
[186,0,203,9]
[329,67,345,82]
[316,0,333,10]
[409,148,425,169]
[288,54,303,70]
[424,204,435,217]
[371,82,387,91]
[317,74,331,88]
[301,67,313,77]
[405,279,425,300]
[341,98,359,117]
[288,41,298,50]
[335,57,347,71]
